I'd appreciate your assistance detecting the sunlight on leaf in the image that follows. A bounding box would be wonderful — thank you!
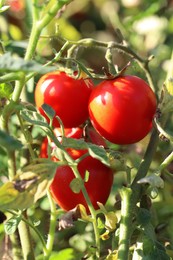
[104,211,118,232]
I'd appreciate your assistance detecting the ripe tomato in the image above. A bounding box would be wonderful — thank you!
[50,156,114,212]
[35,71,94,128]
[40,127,86,160]
[88,75,157,145]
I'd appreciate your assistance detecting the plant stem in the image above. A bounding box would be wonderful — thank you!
[44,190,57,259]
[10,233,23,260]
[70,164,101,258]
[117,187,133,260]
[18,212,35,260]
[117,129,159,259]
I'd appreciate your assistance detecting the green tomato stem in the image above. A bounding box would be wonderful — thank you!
[117,187,134,260]
[70,164,101,258]
[117,129,159,259]
[10,233,23,260]
[18,212,35,260]
[44,190,58,259]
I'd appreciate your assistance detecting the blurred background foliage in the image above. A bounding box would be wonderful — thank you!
[1,0,173,259]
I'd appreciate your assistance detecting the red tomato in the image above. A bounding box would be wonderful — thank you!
[35,71,94,128]
[40,127,86,160]
[88,75,157,145]
[50,156,114,212]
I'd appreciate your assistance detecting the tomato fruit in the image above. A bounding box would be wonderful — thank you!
[50,156,114,212]
[35,71,94,128]
[88,75,157,145]
[40,127,86,160]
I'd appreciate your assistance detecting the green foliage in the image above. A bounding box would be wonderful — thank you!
[0,52,57,73]
[0,129,23,152]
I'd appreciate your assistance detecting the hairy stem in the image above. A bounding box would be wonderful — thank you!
[18,212,35,260]
[117,129,159,259]
[45,190,57,259]
[117,187,134,260]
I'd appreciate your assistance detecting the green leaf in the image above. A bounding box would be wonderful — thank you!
[87,143,110,166]
[0,129,23,152]
[4,215,22,235]
[41,103,55,121]
[159,78,173,114]
[0,52,57,73]
[70,178,82,194]
[49,249,76,260]
[39,248,83,260]
[0,159,57,211]
[137,173,164,189]
[20,109,49,127]
[104,211,118,232]
[137,208,151,226]
[133,238,170,260]
[0,83,13,99]
[63,137,87,150]
[97,217,105,229]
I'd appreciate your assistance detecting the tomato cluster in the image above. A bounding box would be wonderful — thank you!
[35,71,157,212]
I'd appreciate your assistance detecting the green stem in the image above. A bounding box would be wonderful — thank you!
[45,190,57,259]
[21,215,48,255]
[70,164,101,258]
[117,187,133,260]
[10,233,23,260]
[159,150,173,172]
[18,212,35,260]
[105,42,117,75]
[17,113,36,160]
[117,129,159,259]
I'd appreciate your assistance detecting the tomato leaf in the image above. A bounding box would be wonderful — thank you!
[0,83,13,99]
[21,109,49,127]
[48,248,83,260]
[0,159,57,211]
[104,211,118,232]
[137,173,164,189]
[0,52,57,73]
[87,143,110,166]
[41,103,55,121]
[159,78,173,114]
[63,137,87,150]
[70,178,82,194]
[132,238,170,260]
[105,250,118,260]
[137,208,151,227]
[0,129,23,152]
[97,217,105,229]
[4,215,22,235]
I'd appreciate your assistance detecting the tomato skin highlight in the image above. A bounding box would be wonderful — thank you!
[35,71,94,128]
[49,156,114,212]
[88,75,157,145]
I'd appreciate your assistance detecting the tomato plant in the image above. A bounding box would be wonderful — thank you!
[35,71,94,128]
[88,75,157,145]
[1,0,173,259]
[50,155,114,212]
